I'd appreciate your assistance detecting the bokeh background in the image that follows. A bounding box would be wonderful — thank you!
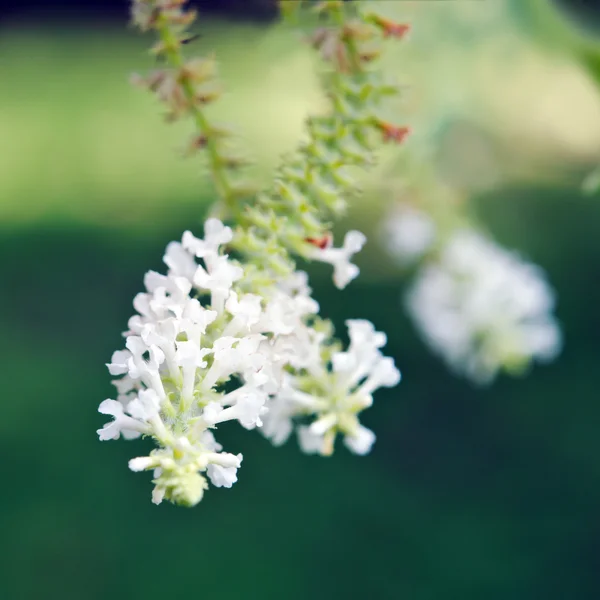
[2,0,600,598]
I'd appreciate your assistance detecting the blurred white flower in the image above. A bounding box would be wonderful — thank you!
[383,205,436,265]
[406,230,562,383]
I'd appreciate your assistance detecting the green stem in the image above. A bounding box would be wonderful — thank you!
[329,1,363,74]
[156,16,235,211]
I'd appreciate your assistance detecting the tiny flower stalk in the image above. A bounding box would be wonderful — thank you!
[99,0,405,507]
[131,0,257,212]
[230,3,411,290]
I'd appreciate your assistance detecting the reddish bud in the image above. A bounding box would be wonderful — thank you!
[306,234,332,250]
[367,15,410,39]
[376,121,411,144]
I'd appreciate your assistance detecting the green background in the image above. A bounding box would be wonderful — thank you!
[2,2,600,599]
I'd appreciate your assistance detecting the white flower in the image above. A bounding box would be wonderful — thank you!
[182,219,232,260]
[406,230,562,383]
[126,388,162,422]
[343,425,376,455]
[180,299,217,346]
[125,336,166,398]
[206,465,237,488]
[206,453,243,488]
[259,376,299,445]
[278,270,312,297]
[383,205,435,264]
[199,335,266,390]
[358,357,402,396]
[128,456,156,472]
[223,292,262,335]
[100,215,400,505]
[152,487,166,505]
[145,272,192,317]
[297,425,326,455]
[164,241,197,281]
[200,430,222,452]
[127,273,192,334]
[308,230,366,289]
[202,389,267,430]
[140,319,180,380]
[234,391,268,429]
[174,341,211,402]
[262,319,399,456]
[107,350,131,376]
[258,291,319,336]
[193,256,244,313]
[97,399,150,441]
[259,398,294,445]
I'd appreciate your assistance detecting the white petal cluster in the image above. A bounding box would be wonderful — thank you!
[261,319,400,456]
[98,219,397,505]
[383,205,436,265]
[406,230,561,384]
[99,220,273,505]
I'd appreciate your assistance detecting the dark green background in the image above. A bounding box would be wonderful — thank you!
[2,192,600,600]
[2,2,600,599]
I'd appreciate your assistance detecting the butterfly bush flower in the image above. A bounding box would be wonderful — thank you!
[405,230,562,384]
[99,0,410,506]
[262,319,400,456]
[99,219,399,504]
[99,220,274,505]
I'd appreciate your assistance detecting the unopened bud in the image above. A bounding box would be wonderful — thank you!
[364,14,410,39]
[375,121,411,144]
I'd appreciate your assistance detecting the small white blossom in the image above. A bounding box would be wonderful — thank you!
[308,230,366,289]
[164,241,197,280]
[207,453,243,488]
[261,319,399,456]
[193,256,244,313]
[406,230,562,383]
[128,456,156,472]
[182,219,232,260]
[202,389,267,430]
[107,350,131,376]
[223,292,262,335]
[343,425,376,455]
[297,425,327,455]
[97,399,150,441]
[126,388,162,422]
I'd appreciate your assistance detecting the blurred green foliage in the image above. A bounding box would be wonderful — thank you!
[2,5,600,599]
[2,183,600,600]
[0,21,323,228]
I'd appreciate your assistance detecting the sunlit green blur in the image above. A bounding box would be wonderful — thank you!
[2,1,600,599]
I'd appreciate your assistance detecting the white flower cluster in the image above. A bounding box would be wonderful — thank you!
[405,230,561,383]
[261,319,400,456]
[98,219,400,505]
